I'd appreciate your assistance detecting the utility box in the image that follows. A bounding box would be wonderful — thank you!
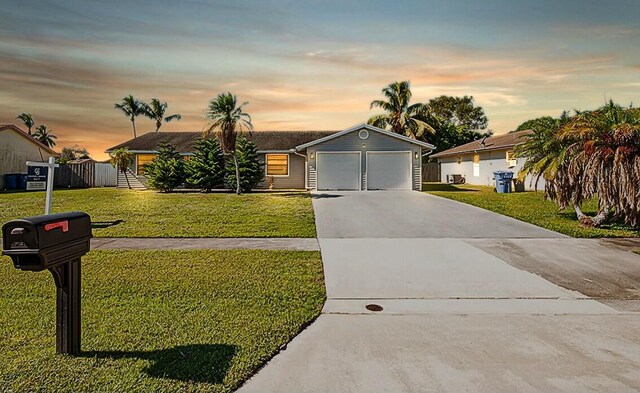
[2,212,92,355]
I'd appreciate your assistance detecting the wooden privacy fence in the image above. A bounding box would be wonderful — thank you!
[94,163,117,187]
[54,161,117,188]
[422,162,440,182]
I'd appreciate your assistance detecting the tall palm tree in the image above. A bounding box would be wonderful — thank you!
[203,93,253,195]
[16,113,35,135]
[367,81,435,139]
[109,147,134,189]
[114,95,147,138]
[33,125,57,148]
[144,98,182,132]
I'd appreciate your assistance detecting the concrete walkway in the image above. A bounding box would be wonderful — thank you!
[90,238,319,251]
[239,191,640,392]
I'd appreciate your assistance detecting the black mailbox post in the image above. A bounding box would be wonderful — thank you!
[2,212,92,355]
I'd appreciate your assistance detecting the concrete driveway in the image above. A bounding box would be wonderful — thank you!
[312,191,564,238]
[239,191,640,393]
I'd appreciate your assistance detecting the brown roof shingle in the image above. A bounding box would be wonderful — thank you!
[105,130,338,153]
[430,130,533,158]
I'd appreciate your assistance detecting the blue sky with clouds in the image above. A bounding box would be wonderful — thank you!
[1,0,639,158]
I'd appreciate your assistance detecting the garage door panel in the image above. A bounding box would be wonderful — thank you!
[367,152,412,190]
[317,152,360,190]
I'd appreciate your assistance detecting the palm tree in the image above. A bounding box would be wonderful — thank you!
[144,98,182,132]
[515,112,572,191]
[203,93,253,195]
[16,113,35,135]
[114,95,147,138]
[33,125,57,148]
[554,101,640,228]
[367,81,435,139]
[109,147,134,189]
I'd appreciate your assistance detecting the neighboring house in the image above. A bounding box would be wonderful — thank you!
[0,124,58,189]
[432,130,542,190]
[105,124,435,191]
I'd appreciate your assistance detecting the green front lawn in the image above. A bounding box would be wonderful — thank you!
[0,250,325,392]
[424,183,639,238]
[0,188,316,238]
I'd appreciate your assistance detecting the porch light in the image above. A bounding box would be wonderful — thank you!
[361,143,366,148]
[309,152,315,159]
[414,152,419,159]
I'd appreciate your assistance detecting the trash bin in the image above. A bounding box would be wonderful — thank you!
[493,171,514,193]
[17,174,28,190]
[5,173,19,190]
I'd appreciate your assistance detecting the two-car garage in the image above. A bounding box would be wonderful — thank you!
[297,124,435,192]
[316,151,413,191]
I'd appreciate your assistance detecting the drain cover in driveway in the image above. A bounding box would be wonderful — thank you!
[365,304,384,312]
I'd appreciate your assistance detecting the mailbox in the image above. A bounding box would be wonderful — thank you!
[2,211,91,271]
[2,211,92,355]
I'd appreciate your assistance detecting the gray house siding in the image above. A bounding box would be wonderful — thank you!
[305,128,422,190]
[256,153,306,189]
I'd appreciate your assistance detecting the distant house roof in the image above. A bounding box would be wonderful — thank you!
[105,130,338,153]
[431,130,533,158]
[0,124,59,156]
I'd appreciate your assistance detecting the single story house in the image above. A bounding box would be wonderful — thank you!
[0,124,58,189]
[431,130,542,190]
[105,124,435,191]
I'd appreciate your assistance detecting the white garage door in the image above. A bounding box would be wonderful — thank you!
[367,151,412,190]
[316,152,361,190]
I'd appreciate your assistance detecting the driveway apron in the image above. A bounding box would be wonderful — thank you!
[239,191,639,393]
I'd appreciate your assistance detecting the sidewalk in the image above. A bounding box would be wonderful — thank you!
[90,238,319,251]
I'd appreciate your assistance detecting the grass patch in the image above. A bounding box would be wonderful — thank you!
[0,188,316,238]
[424,183,639,238]
[0,249,325,392]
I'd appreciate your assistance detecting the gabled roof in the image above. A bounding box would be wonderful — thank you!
[0,124,59,155]
[294,123,436,150]
[105,130,338,153]
[431,130,533,158]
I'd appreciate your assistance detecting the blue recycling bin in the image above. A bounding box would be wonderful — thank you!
[494,171,514,193]
[17,174,28,190]
[4,173,19,190]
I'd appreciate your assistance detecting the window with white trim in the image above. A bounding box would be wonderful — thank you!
[506,151,517,167]
[266,154,289,176]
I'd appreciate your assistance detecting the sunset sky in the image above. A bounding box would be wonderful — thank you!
[1,0,639,160]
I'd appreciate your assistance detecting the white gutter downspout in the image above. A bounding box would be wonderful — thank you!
[291,149,308,189]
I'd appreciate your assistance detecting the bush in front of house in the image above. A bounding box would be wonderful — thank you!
[186,137,225,192]
[225,135,264,193]
[144,141,186,192]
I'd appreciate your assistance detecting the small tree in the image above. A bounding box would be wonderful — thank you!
[109,148,134,189]
[144,141,186,192]
[224,135,263,193]
[186,137,225,192]
[59,146,90,164]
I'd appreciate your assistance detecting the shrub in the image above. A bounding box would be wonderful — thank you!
[144,141,185,192]
[225,135,264,193]
[186,137,225,192]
